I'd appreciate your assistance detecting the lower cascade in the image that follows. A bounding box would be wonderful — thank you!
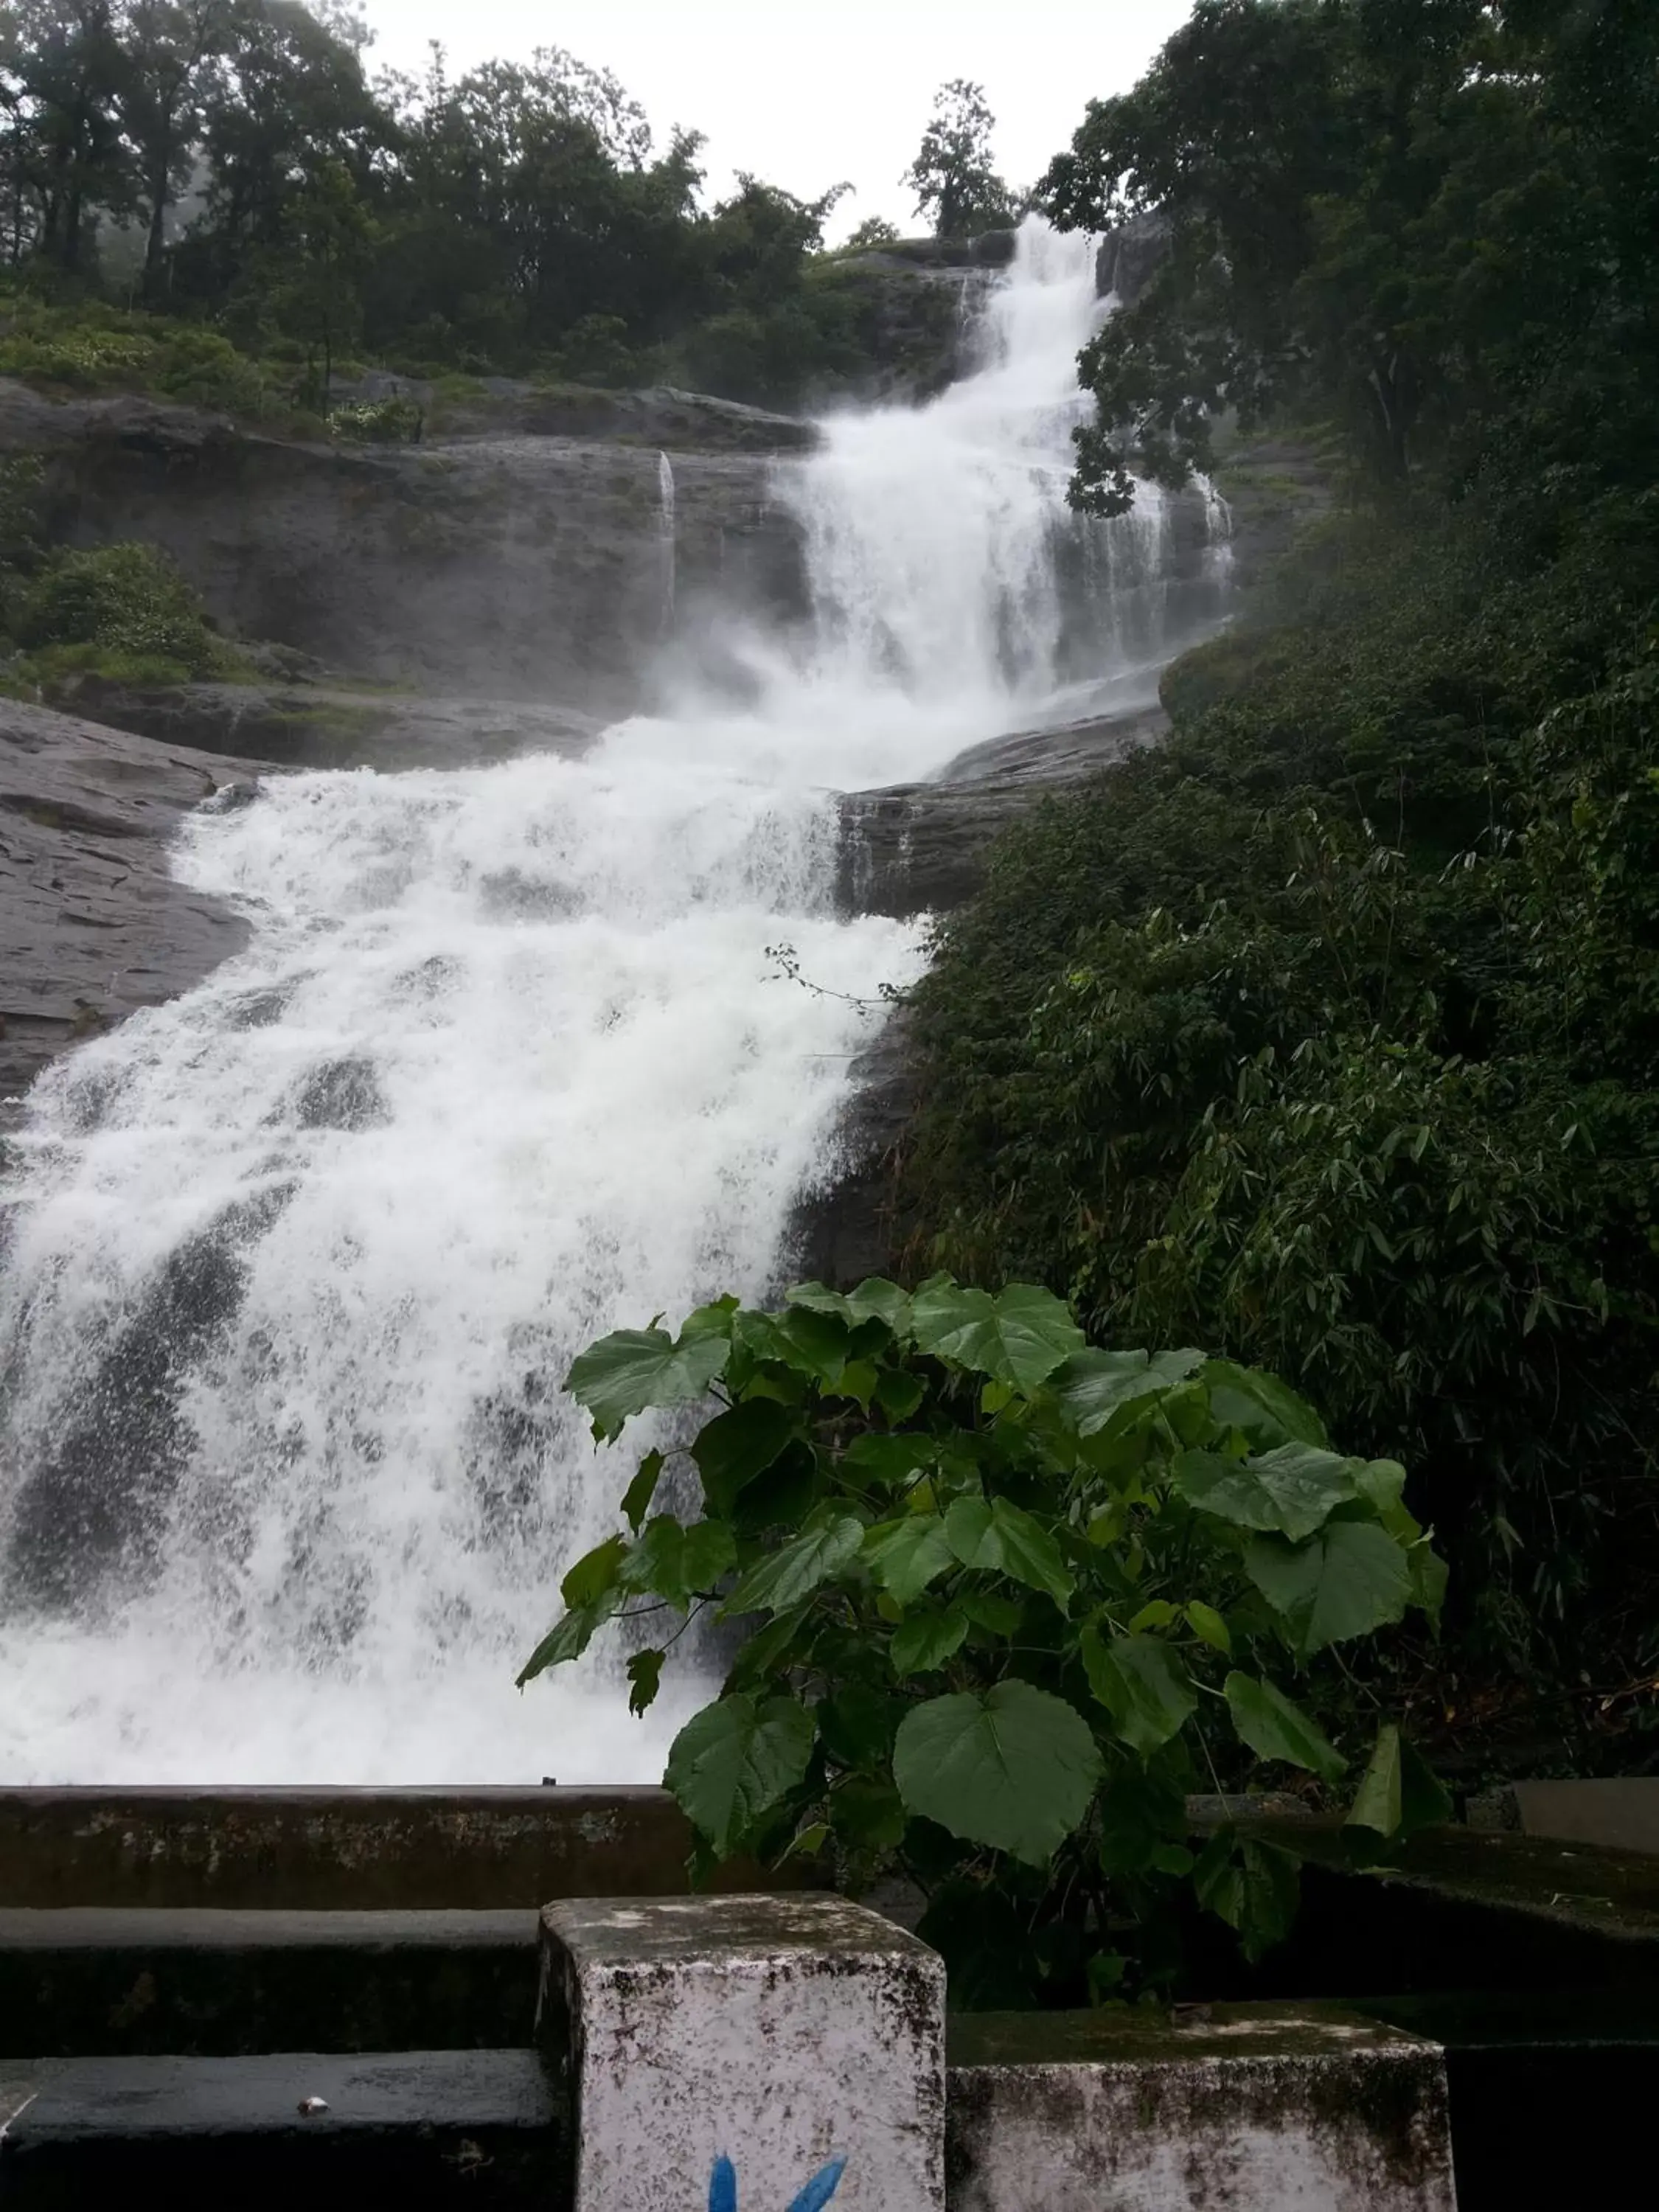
[0,219,1228,1783]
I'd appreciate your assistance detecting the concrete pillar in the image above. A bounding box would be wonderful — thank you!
[946,2002,1458,2212]
[540,1893,945,2212]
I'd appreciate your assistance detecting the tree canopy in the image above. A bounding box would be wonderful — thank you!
[0,1,876,403]
[1040,0,1659,518]
[902,78,1018,241]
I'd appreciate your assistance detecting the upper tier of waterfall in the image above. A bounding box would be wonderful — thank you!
[0,218,1228,1784]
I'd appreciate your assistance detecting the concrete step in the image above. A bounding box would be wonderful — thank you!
[0,2048,560,2207]
[0,1909,540,2059]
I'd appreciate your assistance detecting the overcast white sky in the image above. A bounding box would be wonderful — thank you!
[359,1,1194,243]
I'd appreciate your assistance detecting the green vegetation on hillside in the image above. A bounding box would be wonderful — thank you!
[905,0,1659,1721]
[0,453,239,689]
[0,2,956,411]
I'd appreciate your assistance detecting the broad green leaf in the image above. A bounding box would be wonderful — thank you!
[728,1441,821,1537]
[1200,1360,1329,1450]
[841,1433,934,1489]
[665,1694,816,1855]
[944,1495,994,1564]
[891,1604,970,1676]
[773,1305,851,1385]
[722,1600,813,1691]
[1174,1442,1361,1542]
[960,1591,1024,1636]
[984,1498,1075,1609]
[1346,1725,1453,1842]
[892,1680,1103,1866]
[779,1822,830,1863]
[621,1449,666,1536]
[909,1280,1085,1391]
[561,1534,628,1610]
[627,1649,664,1718]
[1052,1347,1204,1436]
[566,1326,728,1441]
[1185,1600,1232,1655]
[1352,1458,1408,1514]
[1245,1522,1413,1654]
[1225,1673,1346,1784]
[721,1512,864,1618]
[617,1516,736,1610]
[517,1594,619,1686]
[788,1279,912,1334]
[863,1514,957,1604]
[1128,1599,1180,1633]
[942,1495,1074,1610]
[830,1775,907,1851]
[836,1360,880,1407]
[1407,1539,1450,1632]
[1194,1833,1301,1962]
[680,1297,739,1341]
[874,1368,927,1420]
[1081,1629,1197,1755]
[692,1398,797,1515]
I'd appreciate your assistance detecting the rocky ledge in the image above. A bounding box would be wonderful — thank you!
[836,701,1169,918]
[0,696,266,1110]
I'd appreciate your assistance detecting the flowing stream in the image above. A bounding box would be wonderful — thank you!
[0,220,1224,1782]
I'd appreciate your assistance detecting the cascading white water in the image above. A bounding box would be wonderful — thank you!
[0,220,1220,1783]
[657,449,677,636]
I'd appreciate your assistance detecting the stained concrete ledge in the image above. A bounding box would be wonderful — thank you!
[0,1787,787,1910]
[0,1908,540,2059]
[946,2004,1455,2212]
[0,2048,560,2207]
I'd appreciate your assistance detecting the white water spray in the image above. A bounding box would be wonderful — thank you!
[0,221,1222,1783]
[657,450,677,636]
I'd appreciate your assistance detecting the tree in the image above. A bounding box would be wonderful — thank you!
[844,215,899,251]
[267,149,369,408]
[902,79,1015,241]
[116,0,240,291]
[9,0,132,274]
[1037,0,1659,515]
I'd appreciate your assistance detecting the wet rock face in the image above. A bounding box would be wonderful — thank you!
[0,384,810,717]
[835,704,1170,921]
[1094,211,1172,306]
[0,696,266,1112]
[35,677,604,773]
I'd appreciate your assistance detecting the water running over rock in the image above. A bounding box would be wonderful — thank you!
[0,220,1225,1783]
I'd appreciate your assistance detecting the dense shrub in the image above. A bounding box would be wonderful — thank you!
[903,507,1659,1677]
[14,543,237,683]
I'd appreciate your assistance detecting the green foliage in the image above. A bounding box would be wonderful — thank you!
[329,394,423,445]
[0,13,886,409]
[902,80,1017,241]
[1041,0,1659,515]
[0,293,284,417]
[903,498,1659,1672]
[12,540,237,681]
[524,1276,1446,2003]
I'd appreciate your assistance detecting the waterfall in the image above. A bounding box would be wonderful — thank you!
[658,450,677,637]
[0,219,1226,1784]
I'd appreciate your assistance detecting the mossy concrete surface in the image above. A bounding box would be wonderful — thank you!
[0,1787,797,1911]
[946,2001,1454,2212]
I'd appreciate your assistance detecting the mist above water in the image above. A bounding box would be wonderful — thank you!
[0,220,1224,1784]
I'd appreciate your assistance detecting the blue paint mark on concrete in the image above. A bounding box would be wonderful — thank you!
[708,2155,846,2211]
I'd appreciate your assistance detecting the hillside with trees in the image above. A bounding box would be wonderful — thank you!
[903,0,1658,1759]
[0,0,978,411]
